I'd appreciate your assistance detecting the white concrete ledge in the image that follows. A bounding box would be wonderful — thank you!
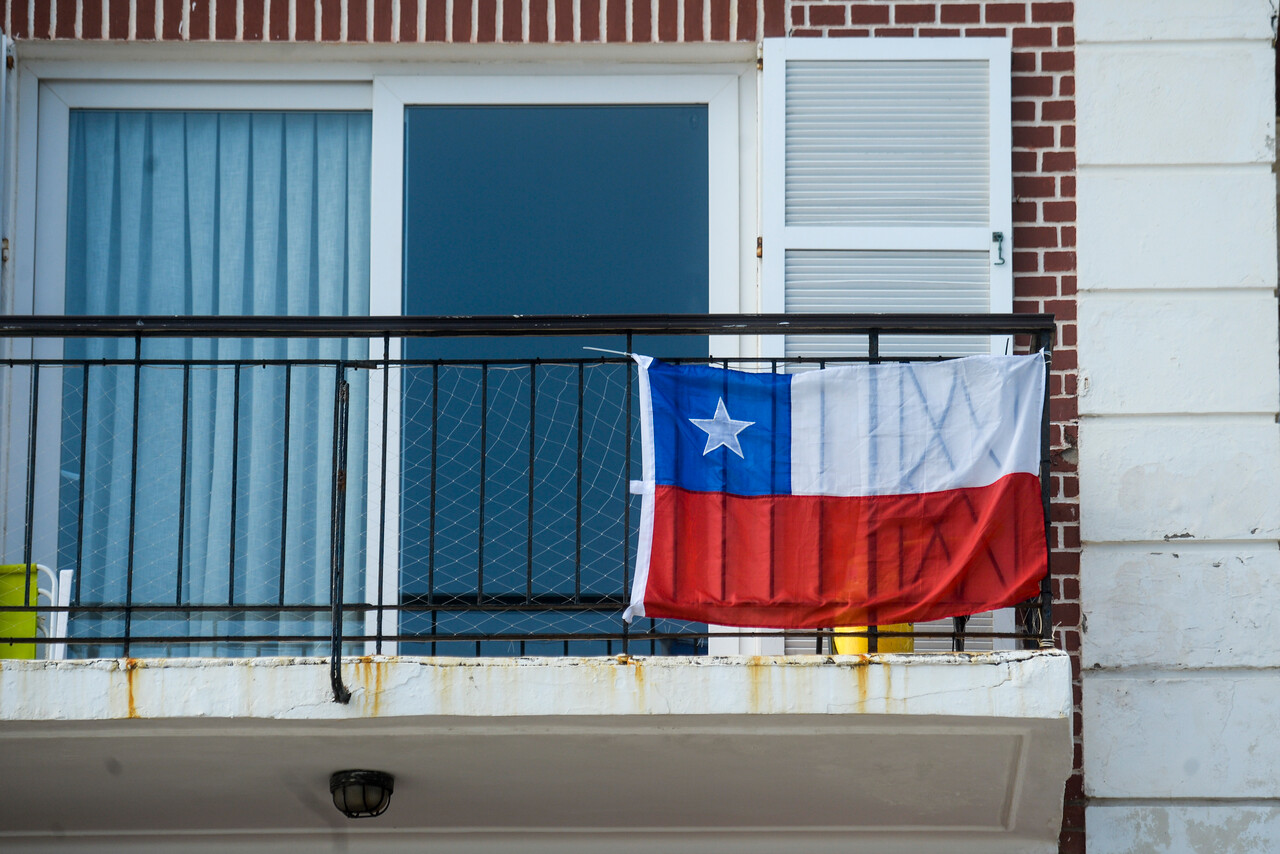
[0,650,1072,723]
[0,651,1073,853]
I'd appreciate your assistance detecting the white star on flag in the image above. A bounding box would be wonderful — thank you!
[690,398,754,458]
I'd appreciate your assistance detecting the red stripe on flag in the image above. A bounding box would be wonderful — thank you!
[642,472,1045,628]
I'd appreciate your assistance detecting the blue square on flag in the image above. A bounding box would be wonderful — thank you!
[646,360,791,497]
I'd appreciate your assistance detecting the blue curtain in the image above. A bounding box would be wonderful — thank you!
[58,110,371,656]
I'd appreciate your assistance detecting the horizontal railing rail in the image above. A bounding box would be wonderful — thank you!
[0,313,1057,338]
[0,314,1056,703]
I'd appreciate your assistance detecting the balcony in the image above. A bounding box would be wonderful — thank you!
[0,314,1072,854]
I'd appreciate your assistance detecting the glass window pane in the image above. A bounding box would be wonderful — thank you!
[58,110,372,657]
[400,105,710,654]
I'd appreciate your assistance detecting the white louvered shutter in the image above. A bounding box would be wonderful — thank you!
[762,38,1012,358]
[762,38,1016,655]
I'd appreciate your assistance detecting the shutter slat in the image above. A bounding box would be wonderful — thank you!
[784,250,989,358]
[784,59,990,228]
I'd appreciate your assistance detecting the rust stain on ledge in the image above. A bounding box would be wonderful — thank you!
[123,658,140,719]
[351,655,387,716]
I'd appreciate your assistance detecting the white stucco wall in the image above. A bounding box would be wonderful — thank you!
[1076,0,1280,848]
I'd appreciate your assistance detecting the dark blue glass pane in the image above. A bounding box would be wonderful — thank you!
[400,105,710,654]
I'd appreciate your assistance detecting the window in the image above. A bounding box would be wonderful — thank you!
[8,63,752,656]
[365,73,744,652]
[18,83,372,654]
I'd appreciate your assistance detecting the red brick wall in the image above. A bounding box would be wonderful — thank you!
[3,0,785,41]
[4,1,1081,851]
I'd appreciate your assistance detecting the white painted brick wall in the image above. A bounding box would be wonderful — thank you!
[1078,44,1274,166]
[1077,168,1277,291]
[1088,805,1280,854]
[1076,0,1273,43]
[1086,673,1280,798]
[1079,417,1280,541]
[1078,291,1280,414]
[1078,0,1280,845]
[1082,543,1280,669]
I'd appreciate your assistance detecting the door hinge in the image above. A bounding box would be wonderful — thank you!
[756,236,763,258]
[1,238,8,264]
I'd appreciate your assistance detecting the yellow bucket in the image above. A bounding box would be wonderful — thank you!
[833,624,914,655]
[0,564,39,660]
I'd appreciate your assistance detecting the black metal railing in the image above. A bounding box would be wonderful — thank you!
[0,314,1056,702]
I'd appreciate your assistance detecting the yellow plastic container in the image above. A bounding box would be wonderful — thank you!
[833,624,914,655]
[0,564,39,660]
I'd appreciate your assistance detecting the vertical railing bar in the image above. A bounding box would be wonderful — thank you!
[575,362,583,604]
[478,363,488,604]
[1038,332,1055,648]
[74,362,90,605]
[329,363,352,703]
[21,361,39,623]
[123,337,143,657]
[866,332,879,655]
[527,361,536,604]
[376,336,391,654]
[429,362,439,612]
[622,333,633,656]
[719,357,728,603]
[276,363,293,608]
[176,363,191,606]
[228,363,242,610]
[769,358,778,605]
[814,355,842,653]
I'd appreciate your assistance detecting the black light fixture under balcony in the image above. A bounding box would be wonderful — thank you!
[330,770,395,818]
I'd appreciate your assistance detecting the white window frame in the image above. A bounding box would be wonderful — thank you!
[366,72,743,651]
[8,61,755,655]
[8,77,374,580]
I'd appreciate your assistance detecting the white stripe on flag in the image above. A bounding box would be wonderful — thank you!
[789,354,1045,497]
[626,354,658,623]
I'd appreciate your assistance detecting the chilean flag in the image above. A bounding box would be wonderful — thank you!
[625,353,1048,628]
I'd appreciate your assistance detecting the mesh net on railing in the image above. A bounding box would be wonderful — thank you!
[32,353,705,657]
[393,359,705,655]
[49,354,366,658]
[9,343,1040,658]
